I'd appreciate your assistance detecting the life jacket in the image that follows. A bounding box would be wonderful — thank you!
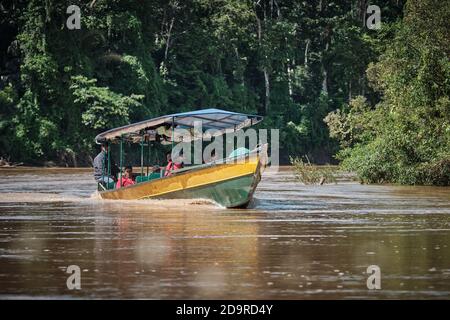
[116,177,135,188]
[164,160,183,176]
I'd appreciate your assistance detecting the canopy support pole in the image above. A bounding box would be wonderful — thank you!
[107,142,111,190]
[147,139,150,176]
[140,136,144,178]
[119,136,123,188]
[101,147,105,189]
[171,116,175,152]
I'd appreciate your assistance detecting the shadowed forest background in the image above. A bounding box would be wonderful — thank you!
[0,0,448,185]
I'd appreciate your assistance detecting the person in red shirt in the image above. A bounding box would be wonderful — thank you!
[116,166,136,188]
[164,151,183,177]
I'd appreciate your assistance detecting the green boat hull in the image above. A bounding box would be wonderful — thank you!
[144,173,260,208]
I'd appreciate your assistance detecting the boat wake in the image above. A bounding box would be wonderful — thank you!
[0,192,83,203]
[0,191,220,210]
[92,196,221,210]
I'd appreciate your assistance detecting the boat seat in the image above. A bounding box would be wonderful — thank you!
[148,172,162,180]
[136,171,164,183]
[136,175,148,183]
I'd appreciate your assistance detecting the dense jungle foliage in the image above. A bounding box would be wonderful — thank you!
[0,0,448,184]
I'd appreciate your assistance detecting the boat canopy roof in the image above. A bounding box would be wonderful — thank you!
[95,108,263,144]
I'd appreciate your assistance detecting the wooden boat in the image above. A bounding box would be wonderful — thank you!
[95,109,267,208]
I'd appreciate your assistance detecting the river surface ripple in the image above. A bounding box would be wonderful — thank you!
[0,167,449,299]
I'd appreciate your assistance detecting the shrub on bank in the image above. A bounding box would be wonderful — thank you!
[290,156,338,185]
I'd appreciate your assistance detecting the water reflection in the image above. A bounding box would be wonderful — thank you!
[0,168,449,299]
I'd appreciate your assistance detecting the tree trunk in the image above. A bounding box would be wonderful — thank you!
[321,42,329,94]
[322,68,328,94]
[360,74,365,96]
[264,70,270,113]
[319,0,329,94]
[304,39,310,67]
[287,59,293,97]
[255,6,270,114]
[164,17,174,62]
[358,0,368,27]
[348,81,352,102]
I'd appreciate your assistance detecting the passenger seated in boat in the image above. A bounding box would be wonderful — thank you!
[93,144,115,184]
[164,152,183,177]
[116,166,136,188]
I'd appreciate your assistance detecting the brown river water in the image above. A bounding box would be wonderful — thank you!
[0,167,449,299]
